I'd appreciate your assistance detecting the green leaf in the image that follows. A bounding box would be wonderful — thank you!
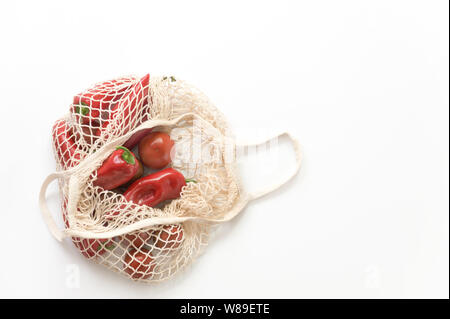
[116,146,135,165]
[185,178,197,183]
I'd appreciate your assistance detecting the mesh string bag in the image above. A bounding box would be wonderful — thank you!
[39,74,302,282]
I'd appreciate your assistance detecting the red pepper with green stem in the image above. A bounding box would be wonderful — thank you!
[78,238,115,258]
[94,146,140,190]
[72,77,137,121]
[72,77,137,142]
[72,74,150,143]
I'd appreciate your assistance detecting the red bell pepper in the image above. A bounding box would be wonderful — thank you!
[78,238,115,259]
[128,158,144,184]
[72,77,136,119]
[94,146,140,190]
[124,248,156,279]
[71,77,137,142]
[123,168,186,207]
[52,119,81,169]
[101,74,150,137]
[154,224,184,249]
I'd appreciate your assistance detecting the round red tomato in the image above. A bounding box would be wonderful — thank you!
[124,248,155,280]
[154,224,184,249]
[138,132,174,169]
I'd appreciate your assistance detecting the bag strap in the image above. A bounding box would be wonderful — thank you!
[236,131,302,201]
[38,172,66,241]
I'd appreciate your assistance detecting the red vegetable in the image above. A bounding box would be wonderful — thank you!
[123,168,186,207]
[138,132,174,169]
[124,248,155,279]
[101,74,150,136]
[73,78,135,113]
[71,77,136,139]
[154,225,184,249]
[123,128,153,150]
[94,146,140,190]
[128,158,144,184]
[78,238,115,259]
[52,119,81,169]
[125,232,151,248]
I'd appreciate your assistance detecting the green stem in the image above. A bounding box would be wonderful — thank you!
[116,146,136,165]
[75,105,90,116]
[185,178,197,183]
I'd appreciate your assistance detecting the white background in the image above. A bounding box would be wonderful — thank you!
[0,0,448,298]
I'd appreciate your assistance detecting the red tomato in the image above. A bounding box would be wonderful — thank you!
[138,132,174,169]
[78,238,115,259]
[125,232,150,248]
[124,248,155,279]
[154,225,184,249]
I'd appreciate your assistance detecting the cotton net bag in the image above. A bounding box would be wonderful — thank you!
[39,74,302,283]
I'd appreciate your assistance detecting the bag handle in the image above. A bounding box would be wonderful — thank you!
[38,172,66,241]
[236,131,302,201]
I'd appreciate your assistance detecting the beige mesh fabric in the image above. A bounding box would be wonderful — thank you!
[39,74,302,283]
[47,75,243,282]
